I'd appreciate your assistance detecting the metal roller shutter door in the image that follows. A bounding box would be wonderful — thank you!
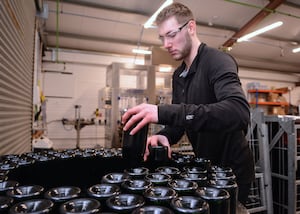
[0,0,36,155]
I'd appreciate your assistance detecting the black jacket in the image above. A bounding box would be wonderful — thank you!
[157,43,255,184]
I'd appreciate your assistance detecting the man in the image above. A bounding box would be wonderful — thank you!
[122,2,255,205]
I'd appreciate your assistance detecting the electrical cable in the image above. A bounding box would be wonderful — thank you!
[133,26,145,64]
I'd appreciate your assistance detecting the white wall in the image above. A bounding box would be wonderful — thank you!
[41,49,300,150]
[42,50,144,149]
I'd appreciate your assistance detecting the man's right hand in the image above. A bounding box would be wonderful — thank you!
[143,134,172,161]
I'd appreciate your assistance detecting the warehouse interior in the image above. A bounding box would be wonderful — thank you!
[1,0,300,213]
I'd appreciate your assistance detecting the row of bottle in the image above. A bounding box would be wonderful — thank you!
[0,148,122,171]
[1,160,238,214]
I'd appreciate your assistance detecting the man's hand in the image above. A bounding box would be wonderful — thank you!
[122,103,158,135]
[143,135,172,161]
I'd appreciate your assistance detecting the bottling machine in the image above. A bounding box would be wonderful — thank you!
[99,63,173,149]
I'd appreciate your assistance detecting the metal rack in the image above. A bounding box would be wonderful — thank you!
[264,114,300,214]
[246,173,267,211]
[246,108,273,213]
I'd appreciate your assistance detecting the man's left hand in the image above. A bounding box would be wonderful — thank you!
[122,103,158,135]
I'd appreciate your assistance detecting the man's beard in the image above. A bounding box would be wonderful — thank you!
[174,35,192,61]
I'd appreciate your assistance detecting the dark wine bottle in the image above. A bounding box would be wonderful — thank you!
[122,114,149,168]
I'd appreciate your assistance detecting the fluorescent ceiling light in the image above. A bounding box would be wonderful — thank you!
[292,47,300,53]
[132,49,152,55]
[159,65,172,72]
[237,21,283,42]
[144,0,173,29]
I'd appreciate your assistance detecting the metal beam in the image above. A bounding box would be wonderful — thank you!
[222,0,285,48]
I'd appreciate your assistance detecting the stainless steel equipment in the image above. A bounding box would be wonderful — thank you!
[100,63,156,148]
[99,63,177,150]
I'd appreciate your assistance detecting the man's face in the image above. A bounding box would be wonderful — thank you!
[158,16,192,61]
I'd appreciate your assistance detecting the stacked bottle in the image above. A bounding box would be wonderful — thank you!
[0,149,244,213]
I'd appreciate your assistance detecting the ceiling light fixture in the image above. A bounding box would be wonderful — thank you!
[292,47,300,53]
[237,21,283,43]
[132,49,152,55]
[159,65,172,72]
[144,0,173,29]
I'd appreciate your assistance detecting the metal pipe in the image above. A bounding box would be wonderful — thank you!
[56,0,59,63]
[225,0,300,20]
[48,9,141,27]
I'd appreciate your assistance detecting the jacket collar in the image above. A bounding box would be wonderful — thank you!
[179,43,206,78]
